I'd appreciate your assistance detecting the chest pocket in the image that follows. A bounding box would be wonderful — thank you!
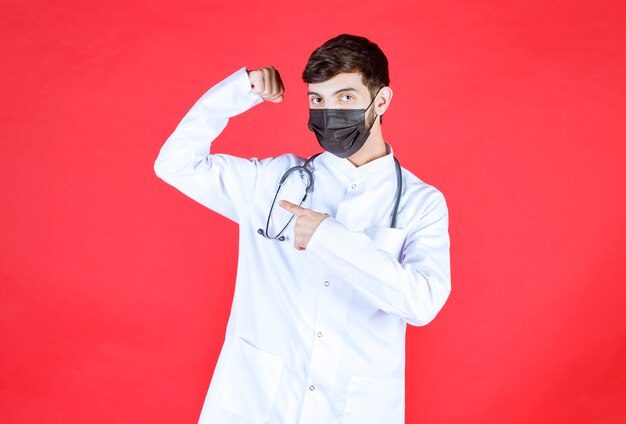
[364,227,406,262]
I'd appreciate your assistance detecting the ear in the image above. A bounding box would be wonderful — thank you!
[374,86,393,116]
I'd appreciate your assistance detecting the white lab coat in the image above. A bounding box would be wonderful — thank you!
[154,68,451,424]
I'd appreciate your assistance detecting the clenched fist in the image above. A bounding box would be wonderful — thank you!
[247,66,285,103]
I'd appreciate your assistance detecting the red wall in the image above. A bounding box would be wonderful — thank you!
[1,1,625,422]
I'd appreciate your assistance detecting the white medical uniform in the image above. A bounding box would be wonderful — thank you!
[154,68,451,424]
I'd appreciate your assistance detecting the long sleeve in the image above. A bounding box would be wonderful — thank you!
[154,67,264,222]
[306,189,451,326]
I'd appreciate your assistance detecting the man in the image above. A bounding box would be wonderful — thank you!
[155,34,450,424]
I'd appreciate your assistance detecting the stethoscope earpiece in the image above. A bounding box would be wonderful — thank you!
[258,228,286,242]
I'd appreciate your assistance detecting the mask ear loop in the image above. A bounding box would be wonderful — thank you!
[365,87,383,130]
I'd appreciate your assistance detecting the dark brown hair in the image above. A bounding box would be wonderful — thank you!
[302,34,390,99]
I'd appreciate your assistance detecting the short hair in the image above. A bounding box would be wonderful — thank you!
[302,34,390,99]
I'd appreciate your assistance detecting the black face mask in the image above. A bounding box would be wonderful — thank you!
[307,95,378,158]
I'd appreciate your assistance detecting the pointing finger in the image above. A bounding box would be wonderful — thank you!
[279,200,307,216]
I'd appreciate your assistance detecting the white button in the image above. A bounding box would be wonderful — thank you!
[309,385,316,391]
[324,281,330,287]
[351,183,357,189]
[317,332,323,338]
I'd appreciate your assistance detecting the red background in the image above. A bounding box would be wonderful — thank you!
[1,1,625,423]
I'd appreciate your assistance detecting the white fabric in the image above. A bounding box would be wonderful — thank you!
[154,68,451,424]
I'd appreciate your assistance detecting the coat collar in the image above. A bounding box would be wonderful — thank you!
[316,143,396,178]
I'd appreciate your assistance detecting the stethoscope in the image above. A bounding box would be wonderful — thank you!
[257,153,403,241]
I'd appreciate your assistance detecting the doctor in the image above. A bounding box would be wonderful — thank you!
[154,34,451,424]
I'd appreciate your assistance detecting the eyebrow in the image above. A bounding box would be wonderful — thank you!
[307,87,360,96]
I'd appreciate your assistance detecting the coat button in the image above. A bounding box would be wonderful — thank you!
[309,385,316,391]
[317,332,323,338]
[324,281,330,287]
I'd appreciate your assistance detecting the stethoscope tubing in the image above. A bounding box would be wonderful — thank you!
[258,153,402,241]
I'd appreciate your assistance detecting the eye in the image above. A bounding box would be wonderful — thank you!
[339,94,353,102]
[310,97,323,105]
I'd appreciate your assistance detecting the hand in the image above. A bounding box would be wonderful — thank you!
[247,66,284,103]
[278,200,330,250]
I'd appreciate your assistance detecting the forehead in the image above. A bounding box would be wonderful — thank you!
[307,72,368,96]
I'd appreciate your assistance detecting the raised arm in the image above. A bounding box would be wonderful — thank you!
[154,67,284,222]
